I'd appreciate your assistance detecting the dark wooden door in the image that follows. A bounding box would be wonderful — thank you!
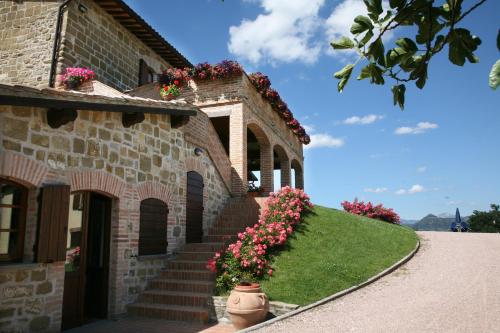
[186,171,204,243]
[61,192,111,331]
[139,199,168,256]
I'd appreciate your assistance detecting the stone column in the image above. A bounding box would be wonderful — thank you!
[294,167,304,190]
[229,106,247,196]
[280,159,291,188]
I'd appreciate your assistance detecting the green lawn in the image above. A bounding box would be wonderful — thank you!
[259,206,418,306]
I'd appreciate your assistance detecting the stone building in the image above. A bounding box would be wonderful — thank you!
[0,0,306,331]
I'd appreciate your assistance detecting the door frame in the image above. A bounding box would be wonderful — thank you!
[61,191,112,330]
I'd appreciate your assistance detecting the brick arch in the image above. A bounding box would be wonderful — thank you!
[247,122,273,193]
[185,156,206,178]
[0,151,49,188]
[70,170,127,198]
[136,181,174,207]
[273,144,291,188]
[247,122,271,145]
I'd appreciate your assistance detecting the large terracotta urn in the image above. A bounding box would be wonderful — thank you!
[226,283,269,329]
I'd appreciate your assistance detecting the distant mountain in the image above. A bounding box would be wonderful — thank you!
[409,214,469,231]
[401,219,418,226]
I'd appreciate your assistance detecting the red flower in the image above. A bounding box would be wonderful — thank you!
[174,80,180,86]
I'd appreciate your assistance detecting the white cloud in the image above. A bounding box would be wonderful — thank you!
[302,124,316,133]
[417,166,427,173]
[364,187,388,193]
[305,133,344,149]
[325,0,393,57]
[228,0,324,64]
[396,184,425,195]
[395,122,439,135]
[343,114,384,125]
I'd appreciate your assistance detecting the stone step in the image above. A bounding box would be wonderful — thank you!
[150,279,214,293]
[167,260,208,271]
[128,303,209,323]
[176,251,214,261]
[160,269,214,281]
[183,242,224,252]
[139,290,211,307]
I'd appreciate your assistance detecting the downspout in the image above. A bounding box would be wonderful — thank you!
[49,0,74,88]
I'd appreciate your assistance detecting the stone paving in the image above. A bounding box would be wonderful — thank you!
[254,231,500,333]
[66,318,236,333]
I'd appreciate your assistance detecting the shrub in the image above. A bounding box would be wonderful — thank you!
[158,67,191,99]
[61,67,95,88]
[207,186,313,293]
[341,199,400,224]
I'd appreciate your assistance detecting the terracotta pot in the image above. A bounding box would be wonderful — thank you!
[226,283,269,329]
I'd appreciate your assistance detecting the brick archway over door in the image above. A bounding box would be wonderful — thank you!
[0,151,49,187]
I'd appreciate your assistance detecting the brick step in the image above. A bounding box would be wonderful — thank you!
[202,234,236,243]
[208,227,247,235]
[128,303,209,323]
[183,242,223,252]
[176,251,214,261]
[150,279,214,293]
[160,269,214,281]
[139,290,211,307]
[167,260,208,271]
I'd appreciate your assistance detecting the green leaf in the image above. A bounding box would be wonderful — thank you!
[389,0,406,9]
[350,15,374,34]
[334,64,354,93]
[416,15,444,45]
[364,0,383,18]
[359,30,374,47]
[448,28,482,66]
[357,63,385,84]
[331,37,355,50]
[395,38,418,52]
[386,47,408,67]
[411,62,428,89]
[489,59,500,90]
[368,38,385,66]
[391,84,406,110]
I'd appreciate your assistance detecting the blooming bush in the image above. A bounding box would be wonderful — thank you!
[248,72,310,145]
[341,199,400,224]
[158,67,191,99]
[190,60,243,81]
[208,186,313,293]
[61,67,95,89]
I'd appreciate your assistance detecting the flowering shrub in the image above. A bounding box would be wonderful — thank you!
[61,67,95,88]
[208,186,313,293]
[158,67,191,99]
[190,60,243,81]
[341,199,400,224]
[248,72,310,145]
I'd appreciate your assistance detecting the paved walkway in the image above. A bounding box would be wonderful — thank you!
[66,318,235,333]
[255,232,500,333]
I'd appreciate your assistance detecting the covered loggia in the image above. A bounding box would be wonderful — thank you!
[247,123,273,194]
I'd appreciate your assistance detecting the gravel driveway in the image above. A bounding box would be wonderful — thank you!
[253,232,500,333]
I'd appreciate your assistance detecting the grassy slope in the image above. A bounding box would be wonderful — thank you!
[259,206,418,306]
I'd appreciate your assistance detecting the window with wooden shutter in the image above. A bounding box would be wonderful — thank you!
[37,185,71,263]
[138,59,155,86]
[139,198,168,256]
[0,178,28,262]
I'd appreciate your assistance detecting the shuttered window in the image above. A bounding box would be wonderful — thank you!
[139,198,168,256]
[138,59,155,86]
[37,185,71,263]
[0,178,28,262]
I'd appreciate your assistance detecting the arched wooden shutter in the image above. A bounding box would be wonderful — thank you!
[139,198,168,256]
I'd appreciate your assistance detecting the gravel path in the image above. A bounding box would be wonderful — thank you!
[254,232,500,333]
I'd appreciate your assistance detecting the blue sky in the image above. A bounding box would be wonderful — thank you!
[124,0,499,219]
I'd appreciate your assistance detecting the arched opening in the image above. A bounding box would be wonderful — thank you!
[62,191,112,330]
[291,159,304,190]
[273,145,290,191]
[0,178,28,263]
[186,171,204,243]
[139,198,168,256]
[247,123,272,195]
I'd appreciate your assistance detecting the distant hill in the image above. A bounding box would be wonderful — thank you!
[409,214,469,231]
[401,219,418,226]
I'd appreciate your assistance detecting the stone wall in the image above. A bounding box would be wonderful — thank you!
[0,0,61,87]
[0,263,65,333]
[0,104,230,316]
[58,0,170,91]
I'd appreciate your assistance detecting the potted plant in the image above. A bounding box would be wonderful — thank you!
[61,67,95,90]
[158,67,191,100]
[226,280,269,330]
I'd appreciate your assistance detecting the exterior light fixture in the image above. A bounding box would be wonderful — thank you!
[78,3,88,13]
[194,147,204,156]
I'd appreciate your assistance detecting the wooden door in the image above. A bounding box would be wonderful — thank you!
[61,192,111,330]
[186,171,204,243]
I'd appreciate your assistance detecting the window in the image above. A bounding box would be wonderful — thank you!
[0,178,28,262]
[138,59,155,86]
[139,198,168,256]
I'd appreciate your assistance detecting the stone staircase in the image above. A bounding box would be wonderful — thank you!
[128,197,266,323]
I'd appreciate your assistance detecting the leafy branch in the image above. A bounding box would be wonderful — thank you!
[331,0,497,110]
